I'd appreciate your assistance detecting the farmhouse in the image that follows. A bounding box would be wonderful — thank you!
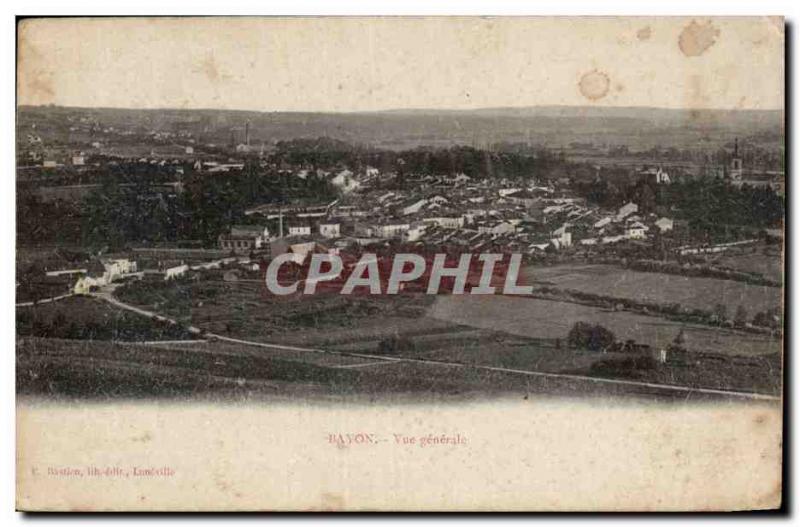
[626,221,649,240]
[218,225,269,254]
[72,258,138,293]
[616,202,639,221]
[655,217,674,233]
[331,169,361,193]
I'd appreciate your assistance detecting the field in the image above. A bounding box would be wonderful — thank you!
[113,278,463,347]
[523,264,783,315]
[15,263,783,401]
[16,337,780,402]
[429,295,782,357]
[113,270,782,358]
[11,337,618,402]
[711,249,784,283]
[16,296,193,341]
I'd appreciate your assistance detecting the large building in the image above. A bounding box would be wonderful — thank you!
[218,225,270,255]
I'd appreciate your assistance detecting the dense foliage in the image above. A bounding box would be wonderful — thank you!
[567,322,616,352]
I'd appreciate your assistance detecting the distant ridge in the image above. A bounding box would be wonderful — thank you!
[18,103,784,116]
[17,104,784,151]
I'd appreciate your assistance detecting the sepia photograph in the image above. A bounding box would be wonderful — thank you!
[14,15,785,511]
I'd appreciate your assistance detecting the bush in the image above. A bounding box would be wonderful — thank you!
[567,321,615,352]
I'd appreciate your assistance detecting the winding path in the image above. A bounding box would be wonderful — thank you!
[89,291,780,402]
[16,293,75,307]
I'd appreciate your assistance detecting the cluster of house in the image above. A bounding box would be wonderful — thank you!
[21,249,263,299]
[577,202,675,246]
[217,169,680,264]
[22,256,142,296]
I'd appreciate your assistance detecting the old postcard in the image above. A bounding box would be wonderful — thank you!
[15,16,784,511]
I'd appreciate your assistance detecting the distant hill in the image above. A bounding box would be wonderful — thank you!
[17,105,784,152]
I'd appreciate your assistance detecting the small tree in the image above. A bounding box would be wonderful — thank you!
[567,321,615,352]
[673,328,687,348]
[734,305,749,328]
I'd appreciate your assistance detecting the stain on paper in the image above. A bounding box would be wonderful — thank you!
[637,26,652,41]
[578,70,610,101]
[679,20,720,57]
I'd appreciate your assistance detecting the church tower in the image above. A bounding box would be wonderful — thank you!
[730,137,743,181]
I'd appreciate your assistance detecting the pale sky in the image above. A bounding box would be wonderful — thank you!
[17,16,784,112]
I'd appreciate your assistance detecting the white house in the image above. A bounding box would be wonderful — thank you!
[331,169,361,193]
[655,217,674,233]
[626,221,649,240]
[405,223,428,242]
[602,234,626,244]
[477,221,516,236]
[72,258,138,293]
[319,222,341,239]
[401,198,428,216]
[616,202,639,221]
[288,224,312,237]
[102,259,137,281]
[370,222,410,239]
[231,225,269,241]
[73,275,106,294]
[422,216,465,229]
[593,216,613,229]
[219,225,269,254]
[165,264,189,280]
[552,225,573,247]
